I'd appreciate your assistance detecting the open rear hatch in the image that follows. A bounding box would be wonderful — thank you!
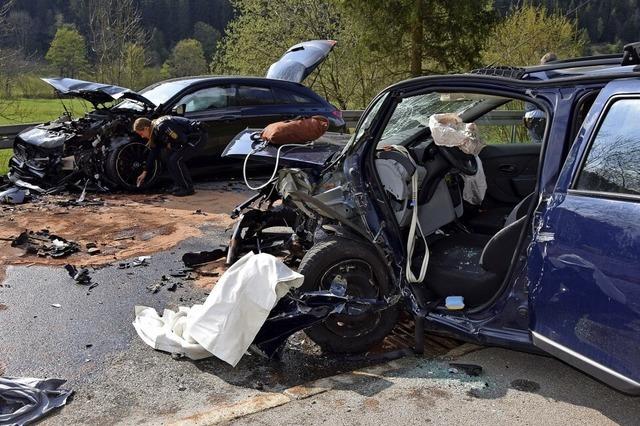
[266,40,336,83]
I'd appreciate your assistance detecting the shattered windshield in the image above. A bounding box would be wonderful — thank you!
[380,92,480,142]
[114,79,195,111]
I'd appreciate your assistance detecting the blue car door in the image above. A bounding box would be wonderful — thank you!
[528,78,640,394]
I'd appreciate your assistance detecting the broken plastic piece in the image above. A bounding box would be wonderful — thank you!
[0,186,28,204]
[182,248,227,267]
[445,296,465,310]
[0,376,73,425]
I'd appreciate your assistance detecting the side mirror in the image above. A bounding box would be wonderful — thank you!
[173,104,186,116]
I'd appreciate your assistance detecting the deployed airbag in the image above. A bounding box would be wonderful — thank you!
[428,113,485,155]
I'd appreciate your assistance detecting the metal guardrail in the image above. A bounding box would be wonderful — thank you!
[0,109,525,149]
[0,123,35,149]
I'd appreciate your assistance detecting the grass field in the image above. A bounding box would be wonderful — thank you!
[0,98,94,125]
[0,148,11,175]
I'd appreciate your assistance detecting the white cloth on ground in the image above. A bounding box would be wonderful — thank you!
[132,252,304,366]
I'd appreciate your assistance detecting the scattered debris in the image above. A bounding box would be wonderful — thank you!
[449,363,483,377]
[182,247,227,267]
[56,198,105,207]
[0,187,29,205]
[64,264,93,286]
[118,256,151,269]
[0,376,73,425]
[11,229,80,258]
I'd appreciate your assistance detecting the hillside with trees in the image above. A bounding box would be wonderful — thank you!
[0,0,638,122]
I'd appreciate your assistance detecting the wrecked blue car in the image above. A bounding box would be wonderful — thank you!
[225,44,640,394]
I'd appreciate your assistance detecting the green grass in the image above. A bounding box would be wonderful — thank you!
[0,149,11,176]
[0,98,94,125]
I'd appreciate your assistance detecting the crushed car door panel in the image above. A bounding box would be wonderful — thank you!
[528,79,640,394]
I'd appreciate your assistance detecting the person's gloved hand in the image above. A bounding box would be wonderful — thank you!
[136,170,148,187]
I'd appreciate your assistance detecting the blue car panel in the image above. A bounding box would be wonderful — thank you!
[529,78,640,393]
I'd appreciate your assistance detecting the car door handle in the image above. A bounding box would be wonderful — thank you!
[217,115,240,121]
[499,164,517,174]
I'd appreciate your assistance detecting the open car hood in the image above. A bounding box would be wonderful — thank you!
[266,40,336,83]
[41,77,156,109]
[222,129,349,169]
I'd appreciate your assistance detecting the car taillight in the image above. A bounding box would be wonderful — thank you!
[331,109,343,119]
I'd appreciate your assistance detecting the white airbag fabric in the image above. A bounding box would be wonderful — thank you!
[428,113,485,155]
[133,252,304,366]
[461,155,487,205]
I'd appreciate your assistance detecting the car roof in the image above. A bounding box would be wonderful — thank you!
[386,44,640,94]
[151,75,310,89]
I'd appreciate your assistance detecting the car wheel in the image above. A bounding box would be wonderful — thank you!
[297,237,399,353]
[104,141,159,190]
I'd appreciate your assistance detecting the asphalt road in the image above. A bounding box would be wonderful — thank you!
[232,348,640,426]
[0,226,397,424]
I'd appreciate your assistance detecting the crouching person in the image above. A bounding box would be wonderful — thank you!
[133,116,205,196]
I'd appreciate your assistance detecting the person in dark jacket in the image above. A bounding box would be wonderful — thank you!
[133,116,205,196]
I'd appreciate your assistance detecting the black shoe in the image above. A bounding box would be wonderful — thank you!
[172,187,195,197]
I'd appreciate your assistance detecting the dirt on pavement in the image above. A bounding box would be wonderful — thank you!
[0,182,251,285]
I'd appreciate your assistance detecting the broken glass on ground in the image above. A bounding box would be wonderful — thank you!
[0,376,73,425]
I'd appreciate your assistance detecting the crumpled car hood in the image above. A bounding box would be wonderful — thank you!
[222,129,349,169]
[41,77,155,108]
[16,125,75,149]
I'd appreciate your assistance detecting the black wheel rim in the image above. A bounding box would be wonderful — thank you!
[318,259,382,338]
[115,143,153,186]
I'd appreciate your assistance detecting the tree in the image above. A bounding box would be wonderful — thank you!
[123,42,146,89]
[45,24,88,78]
[481,4,588,67]
[162,39,208,78]
[337,0,495,77]
[213,0,401,109]
[86,0,148,84]
[193,21,221,60]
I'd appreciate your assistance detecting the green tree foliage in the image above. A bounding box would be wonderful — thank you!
[123,43,146,89]
[162,38,208,78]
[193,21,221,60]
[214,0,402,109]
[338,0,495,76]
[45,24,88,77]
[481,5,588,67]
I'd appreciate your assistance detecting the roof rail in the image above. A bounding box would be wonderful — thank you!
[621,42,640,66]
[469,66,526,79]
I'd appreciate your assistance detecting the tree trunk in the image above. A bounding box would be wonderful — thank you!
[410,0,424,77]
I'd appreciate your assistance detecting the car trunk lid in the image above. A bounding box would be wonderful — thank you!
[266,40,336,83]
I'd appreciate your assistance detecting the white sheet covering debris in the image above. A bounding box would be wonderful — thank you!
[133,252,304,366]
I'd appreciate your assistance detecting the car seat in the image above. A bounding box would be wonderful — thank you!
[424,192,535,307]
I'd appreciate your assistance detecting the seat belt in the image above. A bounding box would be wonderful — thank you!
[387,145,429,283]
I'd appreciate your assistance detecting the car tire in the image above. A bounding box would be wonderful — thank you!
[297,237,399,353]
[104,140,159,190]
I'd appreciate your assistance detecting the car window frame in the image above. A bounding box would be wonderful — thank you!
[569,94,640,203]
